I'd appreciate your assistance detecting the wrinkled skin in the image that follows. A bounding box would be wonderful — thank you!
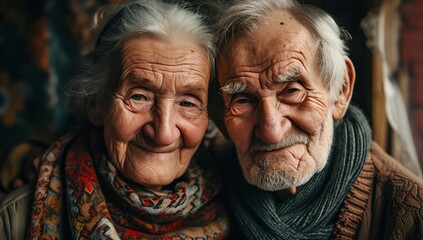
[89,36,211,190]
[217,10,354,195]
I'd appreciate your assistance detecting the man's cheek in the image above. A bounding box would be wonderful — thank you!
[291,111,326,134]
[226,121,250,151]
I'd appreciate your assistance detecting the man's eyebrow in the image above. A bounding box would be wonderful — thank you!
[220,81,247,94]
[274,67,302,83]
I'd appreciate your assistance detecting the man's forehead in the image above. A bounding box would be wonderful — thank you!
[222,14,313,53]
[218,15,316,82]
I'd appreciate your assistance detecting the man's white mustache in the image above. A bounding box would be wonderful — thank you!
[248,130,310,155]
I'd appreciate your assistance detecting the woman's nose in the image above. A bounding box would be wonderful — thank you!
[143,101,180,146]
[255,100,290,144]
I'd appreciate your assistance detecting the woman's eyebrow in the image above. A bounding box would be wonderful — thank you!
[178,82,208,95]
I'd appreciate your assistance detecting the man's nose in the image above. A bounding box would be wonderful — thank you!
[143,100,180,146]
[255,100,290,144]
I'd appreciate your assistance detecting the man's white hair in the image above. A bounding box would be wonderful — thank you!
[215,0,350,102]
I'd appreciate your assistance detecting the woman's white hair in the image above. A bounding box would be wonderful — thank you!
[215,0,350,101]
[66,0,215,123]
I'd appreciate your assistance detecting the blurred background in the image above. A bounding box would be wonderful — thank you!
[0,0,422,193]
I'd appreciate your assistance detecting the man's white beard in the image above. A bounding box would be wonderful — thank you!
[239,111,334,191]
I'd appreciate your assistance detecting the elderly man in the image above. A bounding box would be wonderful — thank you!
[209,0,423,239]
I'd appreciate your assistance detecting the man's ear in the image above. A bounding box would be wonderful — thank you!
[332,56,355,120]
[86,97,104,126]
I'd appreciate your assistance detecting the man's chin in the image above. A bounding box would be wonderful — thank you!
[244,167,318,192]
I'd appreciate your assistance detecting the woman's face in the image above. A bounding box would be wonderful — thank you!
[92,36,210,190]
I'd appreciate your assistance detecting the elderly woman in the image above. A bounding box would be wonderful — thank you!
[0,0,229,239]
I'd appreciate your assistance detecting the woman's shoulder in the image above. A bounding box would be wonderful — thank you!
[0,184,33,240]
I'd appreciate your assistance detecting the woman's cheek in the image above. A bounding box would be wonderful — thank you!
[109,110,141,141]
[183,115,208,147]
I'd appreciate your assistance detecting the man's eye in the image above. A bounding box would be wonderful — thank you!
[230,93,257,105]
[233,97,254,104]
[229,94,257,116]
[279,87,306,103]
[285,88,300,94]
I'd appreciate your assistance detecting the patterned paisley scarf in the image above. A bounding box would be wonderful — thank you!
[28,130,229,239]
[226,105,372,240]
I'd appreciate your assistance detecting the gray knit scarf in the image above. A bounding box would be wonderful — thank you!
[226,105,372,240]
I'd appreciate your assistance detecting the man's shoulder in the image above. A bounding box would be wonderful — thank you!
[368,142,423,238]
[370,141,423,186]
[335,142,423,239]
[0,184,33,240]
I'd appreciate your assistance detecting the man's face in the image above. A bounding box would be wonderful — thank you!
[217,11,336,191]
[93,36,210,190]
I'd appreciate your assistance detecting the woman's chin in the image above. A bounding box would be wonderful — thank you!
[128,170,180,189]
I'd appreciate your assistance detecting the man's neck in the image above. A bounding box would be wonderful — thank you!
[275,187,299,201]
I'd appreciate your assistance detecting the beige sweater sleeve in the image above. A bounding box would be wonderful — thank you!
[0,184,33,240]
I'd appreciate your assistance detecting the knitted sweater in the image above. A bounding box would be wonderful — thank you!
[333,142,423,239]
[221,141,423,239]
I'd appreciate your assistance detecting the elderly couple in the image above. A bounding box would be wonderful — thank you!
[1,0,422,239]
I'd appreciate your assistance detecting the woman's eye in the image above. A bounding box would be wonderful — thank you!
[122,88,152,112]
[126,88,150,102]
[177,96,203,118]
[130,93,147,101]
[180,101,195,107]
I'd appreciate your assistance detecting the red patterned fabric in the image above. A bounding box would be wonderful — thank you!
[28,131,229,239]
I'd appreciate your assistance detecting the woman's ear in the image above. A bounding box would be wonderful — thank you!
[332,56,355,120]
[87,98,104,126]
